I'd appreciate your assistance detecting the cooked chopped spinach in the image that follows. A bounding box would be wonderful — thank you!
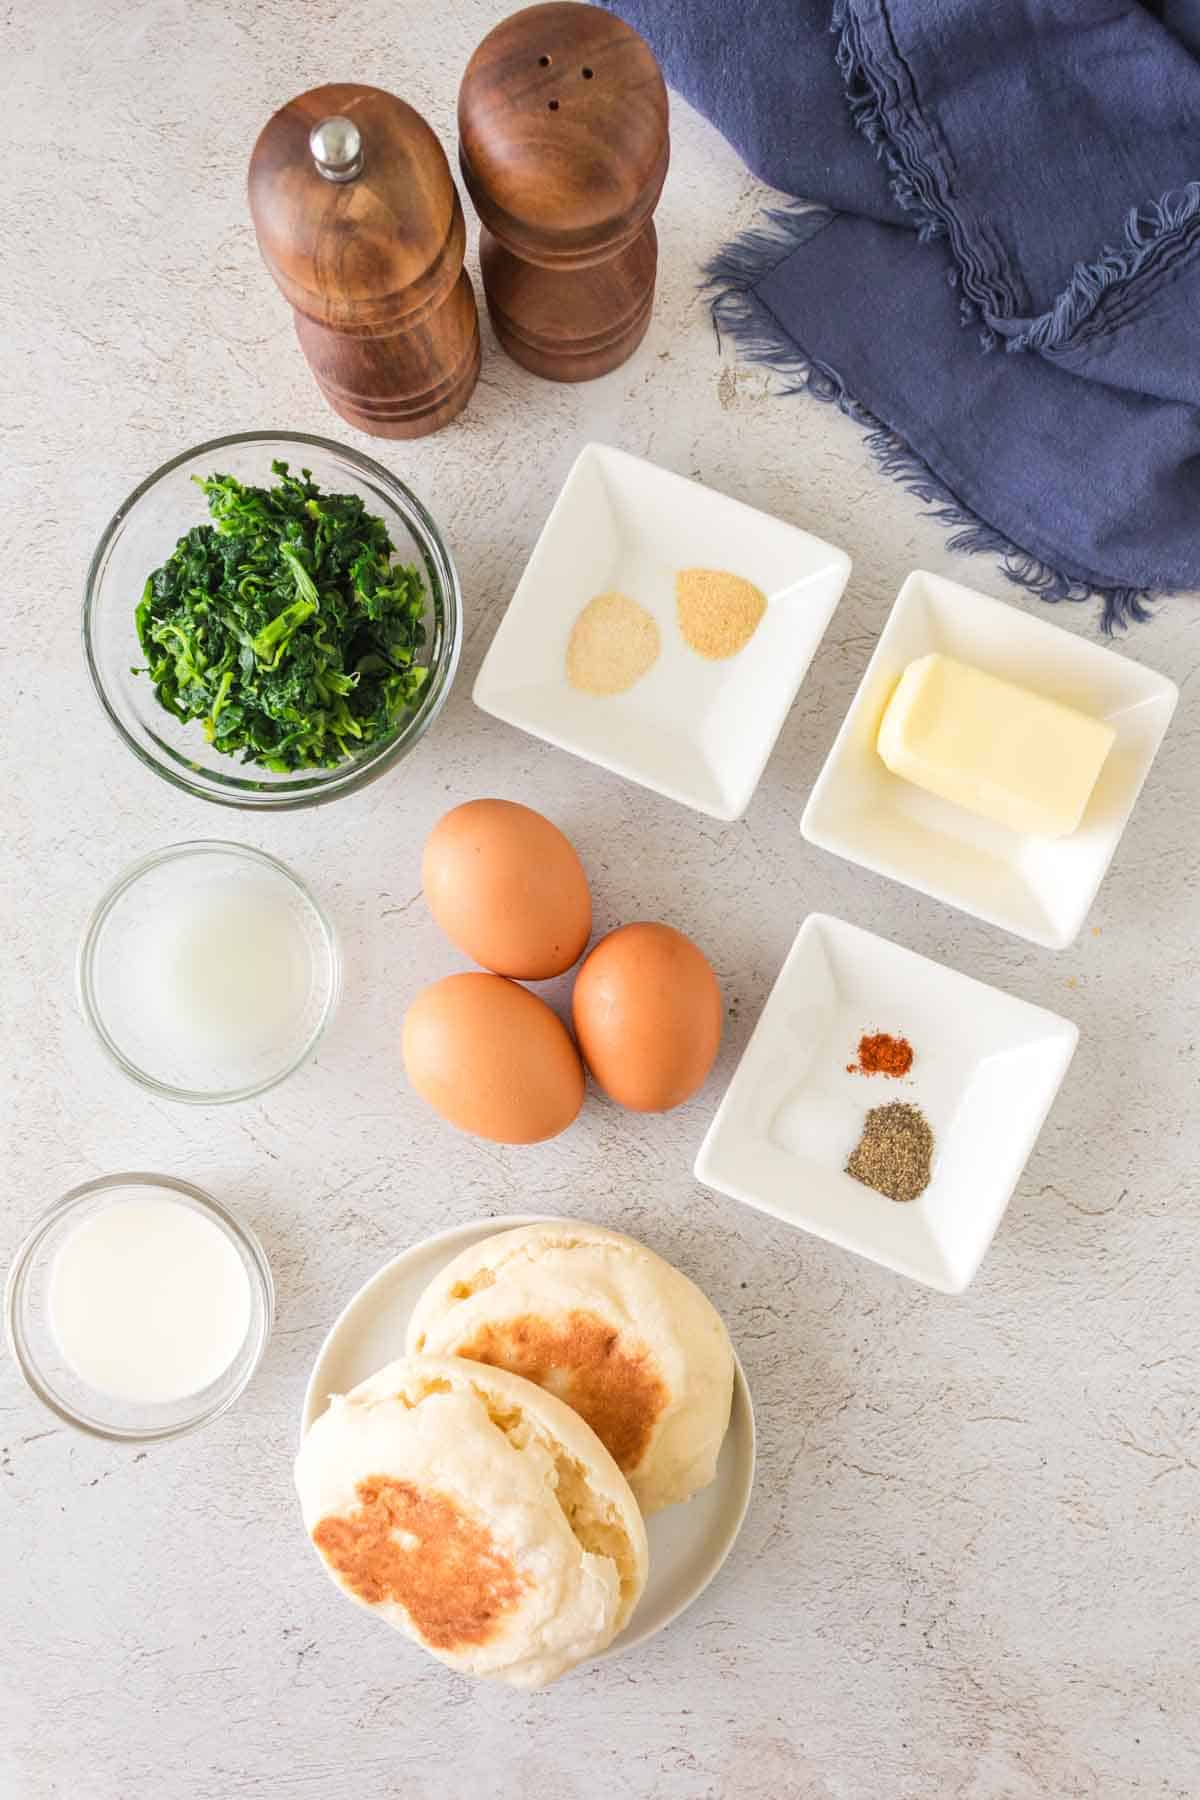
[134,461,429,772]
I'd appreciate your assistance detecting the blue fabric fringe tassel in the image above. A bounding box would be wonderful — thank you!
[1008,183,1200,356]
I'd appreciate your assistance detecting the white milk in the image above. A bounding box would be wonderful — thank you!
[49,1193,253,1403]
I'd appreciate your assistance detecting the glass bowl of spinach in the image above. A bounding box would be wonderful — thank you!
[83,431,461,808]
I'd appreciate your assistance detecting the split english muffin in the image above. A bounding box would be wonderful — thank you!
[406,1222,736,1514]
[295,1355,648,1689]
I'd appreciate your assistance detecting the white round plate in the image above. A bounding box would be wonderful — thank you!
[301,1213,756,1659]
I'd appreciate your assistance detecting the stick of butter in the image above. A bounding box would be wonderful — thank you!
[876,653,1115,838]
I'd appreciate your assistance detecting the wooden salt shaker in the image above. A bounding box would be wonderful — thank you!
[458,3,669,382]
[248,83,480,438]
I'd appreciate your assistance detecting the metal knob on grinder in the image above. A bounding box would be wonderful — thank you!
[308,116,364,183]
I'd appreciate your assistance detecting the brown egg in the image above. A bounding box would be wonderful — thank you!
[421,799,591,980]
[572,923,722,1113]
[403,973,585,1144]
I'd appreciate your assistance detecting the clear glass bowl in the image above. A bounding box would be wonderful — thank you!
[78,841,340,1104]
[5,1173,273,1442]
[83,431,461,808]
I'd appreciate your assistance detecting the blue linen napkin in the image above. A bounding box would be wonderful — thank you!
[604,0,1200,626]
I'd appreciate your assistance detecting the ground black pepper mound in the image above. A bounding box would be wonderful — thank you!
[846,1101,934,1203]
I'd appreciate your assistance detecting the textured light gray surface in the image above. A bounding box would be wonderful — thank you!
[2,4,1198,1797]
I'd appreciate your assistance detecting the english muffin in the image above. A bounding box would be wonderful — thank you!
[406,1223,735,1513]
[295,1355,648,1689]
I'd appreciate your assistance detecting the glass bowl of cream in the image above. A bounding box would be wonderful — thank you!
[78,840,340,1103]
[5,1173,273,1441]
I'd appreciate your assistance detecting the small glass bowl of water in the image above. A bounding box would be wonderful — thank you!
[5,1173,273,1441]
[78,840,340,1103]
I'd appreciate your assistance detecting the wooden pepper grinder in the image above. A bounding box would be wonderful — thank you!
[458,3,669,382]
[248,83,481,438]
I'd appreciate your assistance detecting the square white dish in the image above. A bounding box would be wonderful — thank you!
[473,443,851,820]
[800,570,1178,947]
[694,914,1079,1293]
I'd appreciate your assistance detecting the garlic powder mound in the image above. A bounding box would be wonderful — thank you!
[566,591,660,696]
[676,568,767,660]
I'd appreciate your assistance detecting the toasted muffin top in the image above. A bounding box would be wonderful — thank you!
[407,1223,735,1513]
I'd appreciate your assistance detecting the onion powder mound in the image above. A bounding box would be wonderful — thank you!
[675,568,766,659]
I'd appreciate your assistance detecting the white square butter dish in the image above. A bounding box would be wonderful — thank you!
[800,570,1178,947]
[694,914,1079,1293]
[474,444,851,820]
